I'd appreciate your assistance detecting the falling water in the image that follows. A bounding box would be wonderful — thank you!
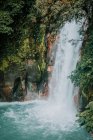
[47,20,84,129]
[49,20,83,103]
[0,20,91,140]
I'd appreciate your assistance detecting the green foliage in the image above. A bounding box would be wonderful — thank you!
[7,0,24,16]
[0,38,30,72]
[0,0,24,34]
[0,0,93,103]
[0,11,13,34]
[70,22,93,133]
[70,26,93,96]
[27,62,41,83]
[79,101,93,132]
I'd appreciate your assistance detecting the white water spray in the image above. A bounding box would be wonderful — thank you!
[47,20,84,128]
[49,20,83,102]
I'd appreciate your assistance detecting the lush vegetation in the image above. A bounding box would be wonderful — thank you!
[71,25,93,102]
[0,0,90,71]
[71,24,93,133]
[79,101,93,133]
[70,0,93,133]
[0,0,84,99]
[0,0,93,134]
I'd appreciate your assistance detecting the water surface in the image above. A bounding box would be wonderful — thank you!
[0,101,92,140]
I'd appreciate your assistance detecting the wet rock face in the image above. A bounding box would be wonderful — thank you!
[3,85,12,101]
[0,69,26,101]
[0,71,5,101]
[38,82,49,99]
[79,95,88,112]
[37,34,57,99]
[12,77,25,101]
[0,59,42,101]
[47,66,54,73]
[42,82,48,97]
[73,94,79,109]
[0,71,12,101]
[26,64,41,83]
[0,77,26,102]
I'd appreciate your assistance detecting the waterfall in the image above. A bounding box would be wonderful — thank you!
[47,20,84,128]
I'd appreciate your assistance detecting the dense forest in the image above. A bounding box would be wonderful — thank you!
[0,0,93,136]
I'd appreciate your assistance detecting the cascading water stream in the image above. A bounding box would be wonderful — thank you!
[48,20,84,127]
[49,20,82,103]
[0,20,92,140]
